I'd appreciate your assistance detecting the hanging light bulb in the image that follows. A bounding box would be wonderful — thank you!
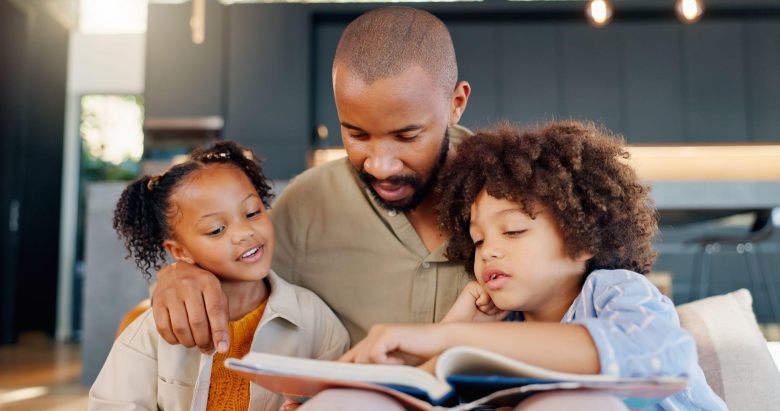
[676,0,704,24]
[586,0,613,28]
[191,0,206,45]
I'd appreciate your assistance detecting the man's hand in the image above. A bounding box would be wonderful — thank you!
[338,323,450,366]
[151,262,229,354]
[440,281,509,323]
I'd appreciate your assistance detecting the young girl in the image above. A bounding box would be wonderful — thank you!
[89,141,349,411]
[340,121,727,410]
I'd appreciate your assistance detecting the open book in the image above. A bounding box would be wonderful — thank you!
[225,346,686,410]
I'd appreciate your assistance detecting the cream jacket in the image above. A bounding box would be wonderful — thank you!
[88,271,350,411]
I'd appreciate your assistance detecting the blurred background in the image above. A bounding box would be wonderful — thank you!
[0,0,779,409]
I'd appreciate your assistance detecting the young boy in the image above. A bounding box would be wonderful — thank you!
[340,121,727,411]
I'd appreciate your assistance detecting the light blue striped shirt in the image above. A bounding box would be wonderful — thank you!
[519,269,728,410]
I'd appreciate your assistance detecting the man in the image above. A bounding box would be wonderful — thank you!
[151,6,472,352]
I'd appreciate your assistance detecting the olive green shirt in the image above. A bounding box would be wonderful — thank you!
[270,126,473,343]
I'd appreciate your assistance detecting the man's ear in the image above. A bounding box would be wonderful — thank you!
[163,239,195,264]
[448,80,471,125]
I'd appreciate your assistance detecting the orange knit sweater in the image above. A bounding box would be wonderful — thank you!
[206,300,267,411]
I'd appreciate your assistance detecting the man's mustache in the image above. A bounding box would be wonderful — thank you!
[358,172,420,187]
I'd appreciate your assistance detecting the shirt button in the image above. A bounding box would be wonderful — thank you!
[422,262,430,269]
[608,362,619,375]
[388,210,397,217]
[651,358,662,370]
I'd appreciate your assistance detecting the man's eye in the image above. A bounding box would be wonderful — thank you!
[246,210,260,218]
[349,133,368,139]
[398,134,419,141]
[207,226,225,236]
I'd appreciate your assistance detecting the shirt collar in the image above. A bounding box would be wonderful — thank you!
[261,270,305,329]
[355,124,473,262]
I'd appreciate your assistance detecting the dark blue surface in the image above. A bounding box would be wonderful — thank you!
[447,375,561,403]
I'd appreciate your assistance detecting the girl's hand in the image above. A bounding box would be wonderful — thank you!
[441,281,509,323]
[338,323,450,366]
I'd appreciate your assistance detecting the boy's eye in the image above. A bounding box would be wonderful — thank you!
[207,226,225,236]
[246,210,261,218]
[504,230,527,237]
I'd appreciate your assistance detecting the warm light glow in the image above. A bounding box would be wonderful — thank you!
[0,386,50,404]
[676,0,704,24]
[309,143,780,180]
[191,0,206,44]
[586,0,613,28]
[79,0,148,34]
[221,0,481,3]
[310,148,347,168]
[626,144,780,181]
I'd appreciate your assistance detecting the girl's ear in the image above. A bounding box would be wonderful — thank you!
[163,239,195,264]
[575,250,595,263]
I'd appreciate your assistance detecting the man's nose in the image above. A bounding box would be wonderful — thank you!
[363,149,403,181]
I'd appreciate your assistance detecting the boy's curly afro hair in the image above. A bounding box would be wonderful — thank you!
[438,120,658,276]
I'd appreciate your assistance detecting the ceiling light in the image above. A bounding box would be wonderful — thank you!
[191,0,205,44]
[586,0,613,28]
[79,0,147,34]
[676,0,704,24]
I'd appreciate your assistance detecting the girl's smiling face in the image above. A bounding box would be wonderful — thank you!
[469,190,591,322]
[163,165,274,283]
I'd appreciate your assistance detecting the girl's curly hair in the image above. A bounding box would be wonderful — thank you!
[438,120,658,276]
[112,141,274,279]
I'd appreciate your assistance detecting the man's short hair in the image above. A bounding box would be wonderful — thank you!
[334,7,458,93]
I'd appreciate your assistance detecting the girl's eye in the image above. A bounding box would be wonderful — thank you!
[207,226,225,236]
[473,240,483,248]
[246,210,261,218]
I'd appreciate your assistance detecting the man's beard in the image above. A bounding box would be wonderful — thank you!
[358,130,450,213]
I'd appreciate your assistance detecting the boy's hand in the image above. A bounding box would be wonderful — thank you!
[338,323,450,366]
[152,262,229,354]
[279,399,301,411]
[416,355,439,374]
[441,281,509,323]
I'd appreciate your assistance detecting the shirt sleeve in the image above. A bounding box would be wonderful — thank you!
[314,304,351,360]
[269,179,303,283]
[299,289,350,360]
[573,270,698,379]
[88,312,158,411]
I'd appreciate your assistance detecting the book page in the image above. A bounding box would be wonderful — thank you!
[226,352,452,401]
[436,346,618,382]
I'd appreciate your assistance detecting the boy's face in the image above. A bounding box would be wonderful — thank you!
[164,165,274,283]
[469,190,589,321]
[333,64,468,212]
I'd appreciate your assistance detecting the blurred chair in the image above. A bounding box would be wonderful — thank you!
[115,299,151,338]
[686,209,780,323]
